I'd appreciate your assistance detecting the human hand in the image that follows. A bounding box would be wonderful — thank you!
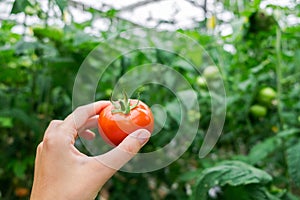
[30,101,151,200]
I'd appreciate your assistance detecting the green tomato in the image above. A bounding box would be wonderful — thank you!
[203,66,219,79]
[196,76,206,87]
[188,110,201,122]
[105,89,113,97]
[25,6,36,16]
[258,87,276,105]
[250,104,267,117]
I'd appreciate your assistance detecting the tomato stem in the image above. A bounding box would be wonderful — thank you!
[110,91,140,114]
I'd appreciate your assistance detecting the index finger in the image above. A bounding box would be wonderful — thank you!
[63,101,110,131]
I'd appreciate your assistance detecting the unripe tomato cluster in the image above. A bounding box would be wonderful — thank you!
[250,87,277,118]
[196,66,219,88]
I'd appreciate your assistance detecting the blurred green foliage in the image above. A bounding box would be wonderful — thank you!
[0,0,300,199]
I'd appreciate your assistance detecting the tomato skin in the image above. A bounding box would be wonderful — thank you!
[14,187,29,197]
[257,87,276,105]
[98,100,154,146]
[250,104,267,117]
[196,76,206,87]
[203,66,219,79]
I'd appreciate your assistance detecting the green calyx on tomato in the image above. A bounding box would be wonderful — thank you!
[98,91,154,146]
[110,91,140,114]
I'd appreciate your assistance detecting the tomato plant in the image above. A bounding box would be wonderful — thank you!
[1,0,300,199]
[98,93,154,146]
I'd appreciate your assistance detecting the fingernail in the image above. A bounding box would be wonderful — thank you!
[131,129,151,145]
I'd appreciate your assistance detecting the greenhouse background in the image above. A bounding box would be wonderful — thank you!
[0,0,300,199]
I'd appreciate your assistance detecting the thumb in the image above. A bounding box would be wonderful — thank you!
[118,128,151,155]
[95,129,151,173]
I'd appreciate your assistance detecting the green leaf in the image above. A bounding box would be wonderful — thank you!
[223,184,280,200]
[33,26,63,42]
[277,128,300,138]
[13,160,27,179]
[0,109,39,133]
[73,31,97,46]
[14,39,39,55]
[11,0,30,14]
[173,59,194,71]
[106,9,118,18]
[253,0,261,9]
[286,142,300,186]
[165,100,181,125]
[54,0,67,13]
[151,105,169,131]
[281,191,300,200]
[195,161,272,199]
[177,169,202,182]
[248,137,282,165]
[0,117,13,128]
[0,20,17,31]
[250,59,271,74]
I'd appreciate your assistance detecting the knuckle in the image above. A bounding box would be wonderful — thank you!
[74,105,90,116]
[37,142,43,150]
[42,120,70,150]
[49,120,62,126]
[74,105,85,114]
[42,135,56,148]
[47,120,62,130]
[36,142,43,153]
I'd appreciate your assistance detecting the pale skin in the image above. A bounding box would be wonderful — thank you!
[30,101,151,200]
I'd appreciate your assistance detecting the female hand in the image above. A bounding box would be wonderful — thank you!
[30,101,151,200]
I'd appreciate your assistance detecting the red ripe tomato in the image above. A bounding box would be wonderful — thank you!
[14,187,29,197]
[98,97,154,146]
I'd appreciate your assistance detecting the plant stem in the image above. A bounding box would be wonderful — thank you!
[45,0,51,27]
[276,26,291,190]
[275,26,284,129]
[23,13,27,36]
